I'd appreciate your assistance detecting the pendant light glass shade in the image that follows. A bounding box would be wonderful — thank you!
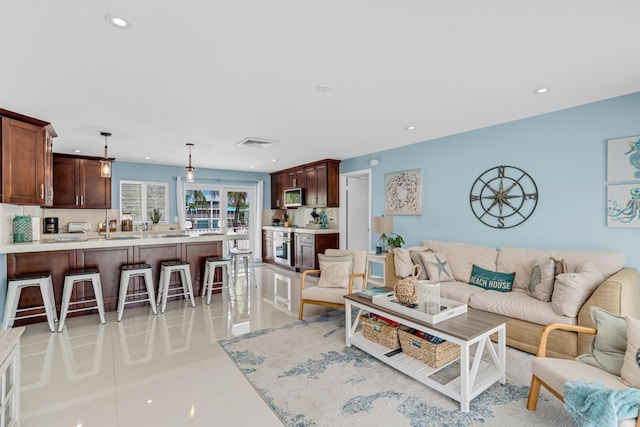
[100,132,112,178]
[185,143,195,182]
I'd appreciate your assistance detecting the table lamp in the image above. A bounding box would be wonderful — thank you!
[372,216,393,253]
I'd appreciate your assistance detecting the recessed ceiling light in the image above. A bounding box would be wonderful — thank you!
[250,166,255,169]
[406,125,416,130]
[533,88,549,94]
[144,156,151,160]
[105,14,132,29]
[272,158,278,162]
[73,149,82,153]
[316,84,332,92]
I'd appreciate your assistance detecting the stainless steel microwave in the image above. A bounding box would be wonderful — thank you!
[284,188,305,207]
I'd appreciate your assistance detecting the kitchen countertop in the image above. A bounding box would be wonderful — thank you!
[262,226,339,234]
[0,231,228,254]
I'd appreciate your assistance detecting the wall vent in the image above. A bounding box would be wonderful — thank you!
[237,137,278,149]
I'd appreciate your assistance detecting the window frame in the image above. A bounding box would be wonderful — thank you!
[119,180,170,224]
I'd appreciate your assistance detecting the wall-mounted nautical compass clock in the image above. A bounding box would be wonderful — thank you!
[469,165,538,229]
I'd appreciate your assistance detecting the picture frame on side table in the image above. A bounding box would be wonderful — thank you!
[385,169,422,215]
[607,135,640,183]
[607,183,640,228]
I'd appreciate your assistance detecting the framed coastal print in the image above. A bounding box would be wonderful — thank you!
[385,169,422,215]
[607,135,640,183]
[607,183,640,228]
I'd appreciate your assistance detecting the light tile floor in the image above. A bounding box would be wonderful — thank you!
[19,264,329,427]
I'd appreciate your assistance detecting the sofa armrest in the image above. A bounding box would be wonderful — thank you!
[536,323,596,357]
[577,267,640,354]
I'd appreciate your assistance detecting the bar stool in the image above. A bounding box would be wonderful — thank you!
[118,264,158,321]
[202,257,232,304]
[58,268,106,332]
[4,272,57,332]
[230,249,256,286]
[157,261,196,314]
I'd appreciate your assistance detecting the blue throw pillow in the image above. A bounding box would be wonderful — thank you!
[469,265,515,292]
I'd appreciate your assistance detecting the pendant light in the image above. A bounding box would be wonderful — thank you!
[100,131,112,178]
[185,143,195,182]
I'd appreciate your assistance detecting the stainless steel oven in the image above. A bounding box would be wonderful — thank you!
[273,231,293,266]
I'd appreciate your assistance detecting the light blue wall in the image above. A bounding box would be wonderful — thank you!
[341,92,640,270]
[111,162,271,221]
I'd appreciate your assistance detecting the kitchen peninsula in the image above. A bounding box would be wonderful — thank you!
[0,232,228,326]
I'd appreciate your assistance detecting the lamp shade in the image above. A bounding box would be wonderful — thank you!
[372,216,393,234]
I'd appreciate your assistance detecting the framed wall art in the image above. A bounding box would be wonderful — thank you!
[384,169,422,215]
[607,135,640,182]
[607,183,640,228]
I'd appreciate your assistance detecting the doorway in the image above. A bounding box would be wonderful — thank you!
[339,169,371,250]
[184,184,255,253]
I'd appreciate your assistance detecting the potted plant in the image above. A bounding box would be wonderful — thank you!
[387,233,405,251]
[149,208,162,230]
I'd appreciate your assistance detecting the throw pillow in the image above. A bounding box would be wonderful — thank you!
[527,258,556,302]
[409,249,431,280]
[620,316,640,388]
[317,254,354,288]
[576,307,627,376]
[469,265,515,292]
[551,262,604,318]
[393,248,414,278]
[551,257,567,276]
[418,251,454,282]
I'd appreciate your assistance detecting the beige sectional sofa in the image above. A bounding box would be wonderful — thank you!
[384,240,640,359]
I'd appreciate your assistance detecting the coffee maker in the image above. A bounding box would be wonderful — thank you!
[44,217,58,234]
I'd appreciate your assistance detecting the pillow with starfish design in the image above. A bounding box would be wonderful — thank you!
[418,251,454,282]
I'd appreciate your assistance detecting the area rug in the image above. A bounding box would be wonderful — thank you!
[219,310,576,426]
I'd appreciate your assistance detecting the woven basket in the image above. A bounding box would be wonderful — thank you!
[398,328,460,368]
[361,314,403,349]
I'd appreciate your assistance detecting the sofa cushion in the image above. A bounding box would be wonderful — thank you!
[439,281,486,304]
[392,247,429,279]
[621,315,640,388]
[497,247,624,292]
[576,307,627,376]
[469,265,515,292]
[527,258,556,302]
[469,288,575,325]
[301,286,352,305]
[418,251,454,282]
[423,240,497,282]
[317,254,353,289]
[551,262,605,318]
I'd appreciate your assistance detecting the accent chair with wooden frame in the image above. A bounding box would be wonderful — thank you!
[299,249,366,320]
[527,322,640,427]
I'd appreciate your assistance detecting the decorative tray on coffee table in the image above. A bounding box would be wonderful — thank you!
[372,293,467,324]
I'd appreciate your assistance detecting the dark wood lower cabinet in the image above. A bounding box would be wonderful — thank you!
[6,240,223,326]
[295,232,339,272]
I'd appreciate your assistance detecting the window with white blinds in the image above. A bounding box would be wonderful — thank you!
[120,180,169,223]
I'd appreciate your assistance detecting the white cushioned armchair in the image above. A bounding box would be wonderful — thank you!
[298,249,366,320]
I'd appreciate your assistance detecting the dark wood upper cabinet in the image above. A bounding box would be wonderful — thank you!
[271,159,340,209]
[53,154,112,209]
[0,109,56,206]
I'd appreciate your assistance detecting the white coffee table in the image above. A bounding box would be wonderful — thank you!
[344,292,507,412]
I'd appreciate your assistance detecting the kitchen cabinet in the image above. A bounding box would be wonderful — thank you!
[270,172,284,209]
[0,109,56,206]
[52,153,112,209]
[270,159,340,209]
[262,230,274,263]
[304,160,340,207]
[294,231,339,272]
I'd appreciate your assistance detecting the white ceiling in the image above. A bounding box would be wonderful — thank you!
[2,1,640,173]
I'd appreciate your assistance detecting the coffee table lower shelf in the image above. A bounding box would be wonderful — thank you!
[344,295,507,412]
[349,332,501,409]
